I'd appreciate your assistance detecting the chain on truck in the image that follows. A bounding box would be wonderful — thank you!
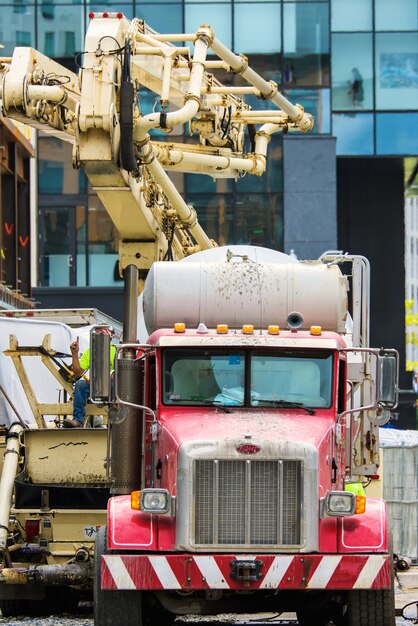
[0,11,399,626]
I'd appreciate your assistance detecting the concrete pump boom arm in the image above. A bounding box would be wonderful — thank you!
[0,12,314,284]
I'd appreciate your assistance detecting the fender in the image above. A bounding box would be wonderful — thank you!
[338,498,388,552]
[107,496,176,551]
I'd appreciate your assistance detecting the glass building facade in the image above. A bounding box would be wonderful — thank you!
[0,0,417,287]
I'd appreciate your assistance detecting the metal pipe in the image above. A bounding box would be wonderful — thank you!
[146,156,216,249]
[123,265,138,344]
[0,562,92,586]
[135,27,210,137]
[209,36,313,131]
[135,46,190,56]
[175,60,229,70]
[27,84,65,103]
[155,146,255,174]
[202,86,259,95]
[151,33,196,42]
[0,424,23,556]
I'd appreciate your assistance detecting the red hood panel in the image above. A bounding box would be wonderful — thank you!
[160,409,333,451]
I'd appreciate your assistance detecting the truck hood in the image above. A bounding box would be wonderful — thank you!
[160,409,334,451]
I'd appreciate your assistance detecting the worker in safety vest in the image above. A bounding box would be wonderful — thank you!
[63,327,116,428]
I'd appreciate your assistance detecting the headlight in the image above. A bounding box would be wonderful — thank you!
[323,491,355,517]
[140,489,170,514]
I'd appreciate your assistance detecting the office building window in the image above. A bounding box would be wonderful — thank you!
[86,193,121,286]
[16,30,32,46]
[41,1,55,20]
[13,0,27,14]
[283,2,330,86]
[285,88,331,133]
[375,33,418,110]
[332,113,374,155]
[331,0,372,32]
[44,32,55,57]
[185,4,232,49]
[38,136,86,195]
[64,32,76,56]
[332,33,373,110]
[136,4,182,34]
[234,4,281,54]
[38,5,83,58]
[376,113,418,155]
[375,0,418,31]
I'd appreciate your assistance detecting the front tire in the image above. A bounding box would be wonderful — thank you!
[94,525,143,626]
[345,589,395,626]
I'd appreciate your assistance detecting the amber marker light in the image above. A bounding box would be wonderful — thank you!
[131,490,140,510]
[242,324,254,334]
[174,322,186,333]
[355,495,366,514]
[217,324,229,334]
[310,325,322,335]
[268,325,280,335]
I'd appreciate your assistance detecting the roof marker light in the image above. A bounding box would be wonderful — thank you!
[268,325,280,335]
[117,12,124,19]
[88,12,94,19]
[217,324,228,334]
[242,324,254,334]
[310,325,322,335]
[174,322,186,333]
[102,12,109,18]
[197,322,209,334]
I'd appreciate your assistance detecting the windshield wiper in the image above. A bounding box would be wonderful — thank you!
[170,398,232,413]
[256,399,316,415]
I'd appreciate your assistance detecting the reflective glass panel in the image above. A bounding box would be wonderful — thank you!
[375,33,418,110]
[332,113,374,155]
[136,4,182,33]
[185,5,232,48]
[86,194,121,286]
[40,207,71,287]
[38,136,85,195]
[283,88,331,133]
[235,193,282,248]
[331,0,372,32]
[283,3,330,86]
[376,113,418,155]
[38,4,83,58]
[186,192,234,247]
[0,5,34,54]
[234,4,280,54]
[332,33,373,110]
[375,0,418,31]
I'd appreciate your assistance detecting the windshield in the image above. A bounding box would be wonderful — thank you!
[250,351,333,408]
[162,349,333,409]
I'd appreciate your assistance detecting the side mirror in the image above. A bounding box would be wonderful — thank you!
[377,351,398,408]
[90,326,112,402]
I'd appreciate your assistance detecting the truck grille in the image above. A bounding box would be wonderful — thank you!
[194,459,302,547]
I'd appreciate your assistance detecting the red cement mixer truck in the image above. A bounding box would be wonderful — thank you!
[94,246,398,626]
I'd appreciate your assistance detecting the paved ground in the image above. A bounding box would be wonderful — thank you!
[1,572,417,625]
